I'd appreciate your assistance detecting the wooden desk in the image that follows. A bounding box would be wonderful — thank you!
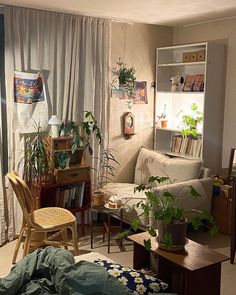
[128,232,229,295]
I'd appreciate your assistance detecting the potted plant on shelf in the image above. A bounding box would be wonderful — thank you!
[157,104,168,128]
[91,148,119,207]
[178,103,203,138]
[55,151,70,169]
[111,57,136,110]
[59,111,102,155]
[122,176,217,251]
[22,122,54,186]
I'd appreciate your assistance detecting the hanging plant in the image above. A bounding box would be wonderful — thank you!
[111,57,136,109]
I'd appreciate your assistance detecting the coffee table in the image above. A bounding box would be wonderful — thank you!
[89,205,123,253]
[128,232,229,295]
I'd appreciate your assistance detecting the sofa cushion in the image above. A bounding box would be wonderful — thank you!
[134,146,202,185]
[94,259,169,294]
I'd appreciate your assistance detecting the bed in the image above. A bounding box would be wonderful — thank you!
[0,247,176,294]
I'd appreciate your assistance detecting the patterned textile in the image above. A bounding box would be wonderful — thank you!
[94,259,169,294]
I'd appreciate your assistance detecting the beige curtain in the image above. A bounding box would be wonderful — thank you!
[3,5,111,242]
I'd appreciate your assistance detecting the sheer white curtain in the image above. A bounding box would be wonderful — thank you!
[3,5,111,242]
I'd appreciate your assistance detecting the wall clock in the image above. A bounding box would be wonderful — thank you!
[123,112,135,139]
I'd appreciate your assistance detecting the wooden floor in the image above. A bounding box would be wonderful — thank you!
[0,227,235,295]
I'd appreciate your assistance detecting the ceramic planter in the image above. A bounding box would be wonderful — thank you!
[157,219,187,251]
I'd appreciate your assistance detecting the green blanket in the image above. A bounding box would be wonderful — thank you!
[0,247,133,295]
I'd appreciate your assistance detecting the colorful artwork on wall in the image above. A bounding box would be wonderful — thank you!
[133,81,147,104]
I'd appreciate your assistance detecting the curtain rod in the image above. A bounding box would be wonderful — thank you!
[0,4,134,24]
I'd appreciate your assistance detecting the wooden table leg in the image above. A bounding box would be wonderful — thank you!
[231,178,236,263]
[90,209,93,249]
[81,209,85,236]
[108,213,111,253]
[120,209,123,247]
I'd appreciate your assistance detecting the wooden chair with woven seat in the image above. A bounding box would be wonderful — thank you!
[7,171,79,264]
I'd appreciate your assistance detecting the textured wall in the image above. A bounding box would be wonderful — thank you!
[110,22,173,182]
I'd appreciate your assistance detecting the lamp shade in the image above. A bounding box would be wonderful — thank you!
[48,115,62,137]
[48,115,62,125]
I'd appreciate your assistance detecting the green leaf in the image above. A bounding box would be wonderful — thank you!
[191,216,202,230]
[131,219,141,231]
[144,239,151,251]
[210,224,218,236]
[118,230,129,239]
[148,228,157,237]
[190,186,201,198]
[164,232,172,249]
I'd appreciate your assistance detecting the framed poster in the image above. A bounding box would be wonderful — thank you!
[134,81,147,104]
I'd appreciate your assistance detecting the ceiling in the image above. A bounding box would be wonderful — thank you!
[2,0,236,26]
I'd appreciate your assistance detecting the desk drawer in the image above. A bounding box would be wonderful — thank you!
[54,166,89,184]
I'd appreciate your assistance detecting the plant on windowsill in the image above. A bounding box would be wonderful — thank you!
[111,57,136,110]
[121,176,218,251]
[178,102,203,138]
[91,148,120,207]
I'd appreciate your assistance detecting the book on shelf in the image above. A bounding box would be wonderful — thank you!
[170,134,202,157]
[74,182,85,208]
[57,183,85,209]
[183,74,204,92]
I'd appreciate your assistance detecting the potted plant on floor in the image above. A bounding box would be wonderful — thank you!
[91,148,119,207]
[122,176,217,251]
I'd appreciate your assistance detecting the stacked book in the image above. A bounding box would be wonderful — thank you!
[55,182,85,208]
[171,135,202,157]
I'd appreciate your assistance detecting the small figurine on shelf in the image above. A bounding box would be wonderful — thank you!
[170,73,186,92]
[157,104,167,128]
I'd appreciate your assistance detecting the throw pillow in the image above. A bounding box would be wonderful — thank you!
[94,259,169,294]
[134,146,202,185]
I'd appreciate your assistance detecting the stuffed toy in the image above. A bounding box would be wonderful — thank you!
[170,74,186,92]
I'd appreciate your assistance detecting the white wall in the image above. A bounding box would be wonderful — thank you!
[174,19,236,169]
[110,22,173,182]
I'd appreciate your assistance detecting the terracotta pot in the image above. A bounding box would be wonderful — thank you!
[161,120,168,128]
[92,191,104,207]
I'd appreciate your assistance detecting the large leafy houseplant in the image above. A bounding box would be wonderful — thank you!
[122,176,217,251]
[59,111,102,155]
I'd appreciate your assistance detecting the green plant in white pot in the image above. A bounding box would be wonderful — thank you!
[122,176,217,251]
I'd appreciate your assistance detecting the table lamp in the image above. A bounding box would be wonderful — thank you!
[48,115,62,137]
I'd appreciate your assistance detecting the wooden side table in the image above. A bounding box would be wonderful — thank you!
[90,206,123,253]
[128,232,229,295]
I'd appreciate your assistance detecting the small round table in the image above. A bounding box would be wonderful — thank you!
[89,205,123,253]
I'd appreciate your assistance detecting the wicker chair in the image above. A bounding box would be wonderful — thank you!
[7,171,79,264]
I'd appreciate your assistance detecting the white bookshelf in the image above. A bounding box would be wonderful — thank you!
[154,42,226,173]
